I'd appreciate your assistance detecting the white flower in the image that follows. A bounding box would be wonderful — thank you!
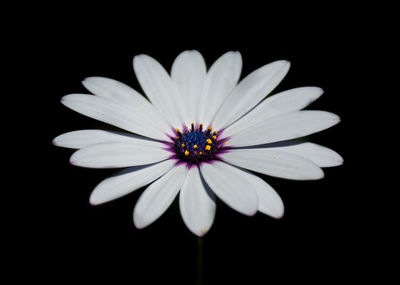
[53,50,343,236]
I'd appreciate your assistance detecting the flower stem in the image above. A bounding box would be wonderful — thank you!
[197,237,204,285]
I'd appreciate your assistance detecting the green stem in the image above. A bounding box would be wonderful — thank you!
[197,237,204,285]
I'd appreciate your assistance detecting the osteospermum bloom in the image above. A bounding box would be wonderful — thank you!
[53,50,343,236]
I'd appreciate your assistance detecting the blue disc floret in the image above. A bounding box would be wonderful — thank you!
[169,123,227,165]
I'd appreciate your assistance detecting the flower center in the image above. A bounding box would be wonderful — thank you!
[169,123,226,165]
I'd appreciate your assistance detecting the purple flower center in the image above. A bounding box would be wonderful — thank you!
[169,123,227,165]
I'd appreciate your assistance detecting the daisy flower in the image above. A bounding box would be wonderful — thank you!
[53,50,343,236]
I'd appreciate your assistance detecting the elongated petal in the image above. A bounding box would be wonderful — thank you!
[227,111,340,147]
[53,129,159,149]
[254,141,343,167]
[171,50,206,123]
[200,161,258,216]
[82,77,171,133]
[61,94,168,140]
[242,171,284,218]
[223,87,323,138]
[179,166,216,236]
[133,164,188,229]
[70,142,170,168]
[213,60,290,130]
[133,54,184,127]
[198,51,242,125]
[90,160,176,205]
[221,148,324,180]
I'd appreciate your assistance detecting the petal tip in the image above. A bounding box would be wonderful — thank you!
[313,87,324,96]
[195,230,207,237]
[274,207,285,219]
[335,155,344,166]
[133,220,145,230]
[307,167,325,180]
[81,77,92,87]
[133,212,146,229]
[250,210,258,216]
[69,157,76,166]
[89,193,101,206]
[191,226,212,237]
[246,209,258,217]
[133,54,147,62]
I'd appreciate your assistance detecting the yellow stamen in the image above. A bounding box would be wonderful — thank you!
[205,145,211,151]
[206,139,212,144]
[181,143,185,147]
[199,152,202,155]
[208,127,213,131]
[175,128,180,133]
[223,142,227,145]
[185,150,189,156]
[212,135,217,140]
[213,131,218,135]
[193,144,198,149]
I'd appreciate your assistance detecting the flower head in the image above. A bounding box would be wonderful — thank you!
[53,50,343,236]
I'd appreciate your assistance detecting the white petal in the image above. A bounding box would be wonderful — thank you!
[223,87,323,138]
[257,141,343,167]
[133,54,185,127]
[227,111,340,147]
[61,94,168,140]
[213,60,290,130]
[171,50,206,123]
[82,77,171,133]
[221,148,324,180]
[179,166,216,236]
[198,51,242,126]
[200,161,258,216]
[133,164,188,229]
[243,172,284,218]
[53,129,159,149]
[70,141,171,168]
[90,159,176,205]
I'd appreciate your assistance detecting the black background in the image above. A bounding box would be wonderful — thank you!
[11,5,372,284]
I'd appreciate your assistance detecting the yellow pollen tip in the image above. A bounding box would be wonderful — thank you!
[175,129,180,132]
[213,131,218,134]
[208,127,213,131]
[200,124,203,126]
[181,143,185,147]
[212,136,217,140]
[206,139,212,144]
[185,150,189,156]
[223,142,227,145]
[193,145,198,149]
[199,152,202,155]
[205,145,211,151]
